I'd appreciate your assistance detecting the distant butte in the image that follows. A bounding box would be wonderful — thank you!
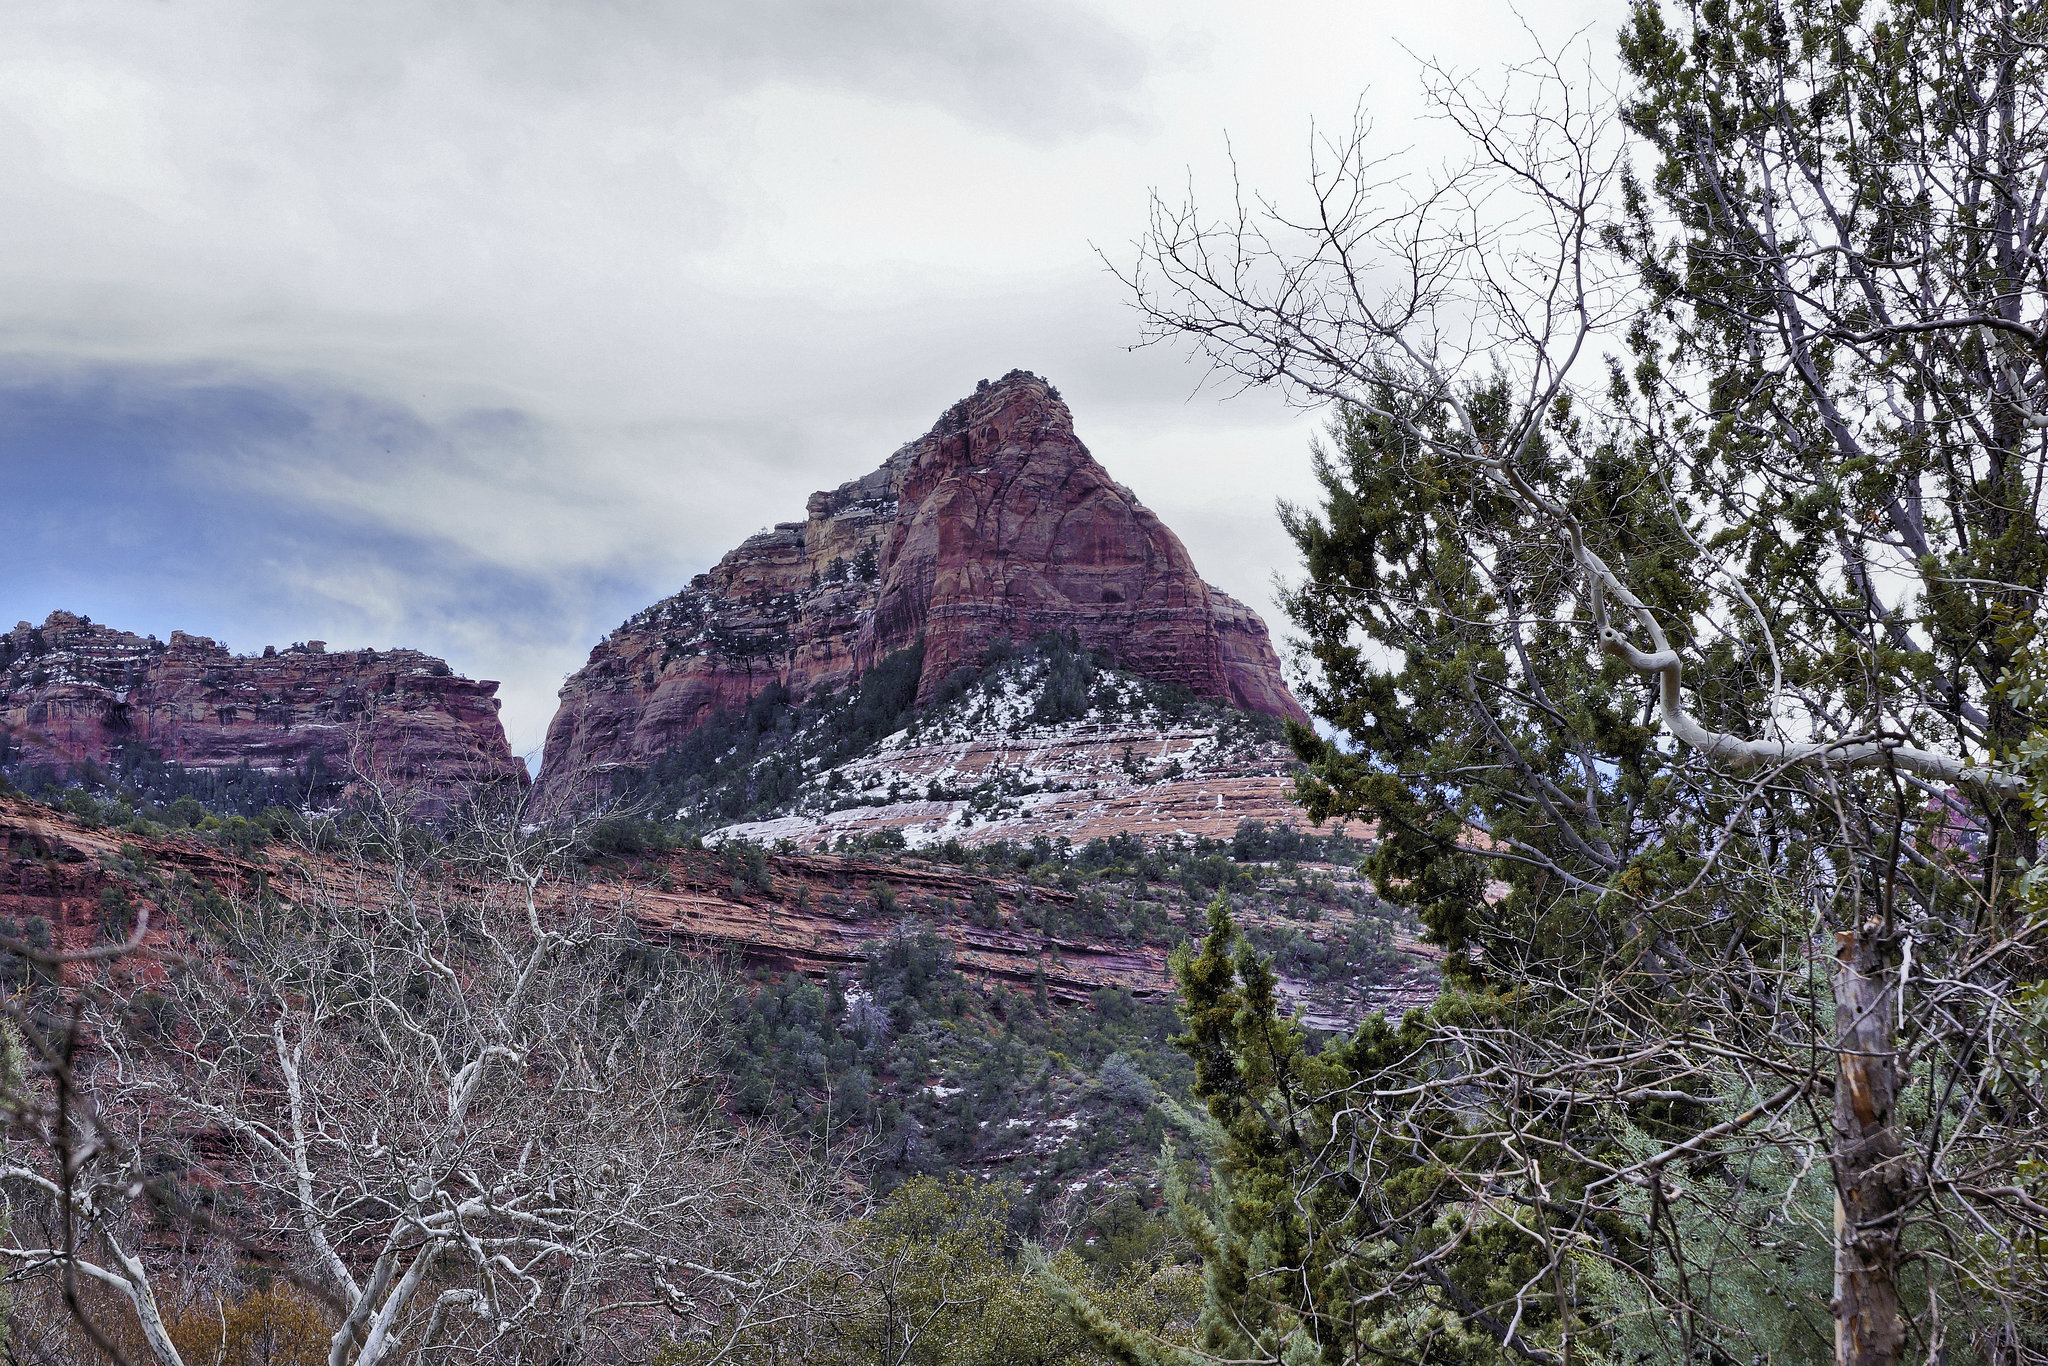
[533,370,1308,809]
[0,612,526,803]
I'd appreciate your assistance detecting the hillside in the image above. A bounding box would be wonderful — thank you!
[0,780,1435,1205]
[611,633,1307,852]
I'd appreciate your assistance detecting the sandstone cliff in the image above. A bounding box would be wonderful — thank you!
[0,612,526,800]
[536,371,1306,808]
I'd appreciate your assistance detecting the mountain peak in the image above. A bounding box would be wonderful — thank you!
[930,369,1065,438]
[534,375,1306,811]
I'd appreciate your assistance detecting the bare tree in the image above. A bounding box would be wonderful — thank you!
[0,790,848,1365]
[1110,9,2048,1365]
[0,893,162,1366]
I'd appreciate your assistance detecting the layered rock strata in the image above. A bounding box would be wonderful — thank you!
[2,793,1439,1024]
[0,612,526,800]
[536,371,1307,808]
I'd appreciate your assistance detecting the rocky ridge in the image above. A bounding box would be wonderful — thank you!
[0,612,526,802]
[535,372,1308,810]
[0,792,1438,1027]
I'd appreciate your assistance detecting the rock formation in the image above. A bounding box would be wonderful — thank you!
[0,612,526,800]
[536,371,1307,808]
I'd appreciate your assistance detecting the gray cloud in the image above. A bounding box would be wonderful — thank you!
[0,0,1625,757]
[12,0,1148,144]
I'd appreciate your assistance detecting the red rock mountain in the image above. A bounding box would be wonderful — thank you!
[0,612,526,799]
[534,371,1307,809]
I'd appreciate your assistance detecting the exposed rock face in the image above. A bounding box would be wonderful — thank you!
[536,371,1307,808]
[0,612,526,800]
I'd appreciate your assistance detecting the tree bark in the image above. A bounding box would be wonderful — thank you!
[1832,922,1908,1366]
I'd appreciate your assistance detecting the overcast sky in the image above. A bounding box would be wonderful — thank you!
[0,0,1624,763]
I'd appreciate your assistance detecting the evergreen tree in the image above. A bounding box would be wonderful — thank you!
[1112,1,2048,1360]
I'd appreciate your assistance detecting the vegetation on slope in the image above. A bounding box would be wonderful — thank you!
[606,633,1282,834]
[625,818,1416,1223]
[0,734,335,832]
[0,773,1427,1363]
